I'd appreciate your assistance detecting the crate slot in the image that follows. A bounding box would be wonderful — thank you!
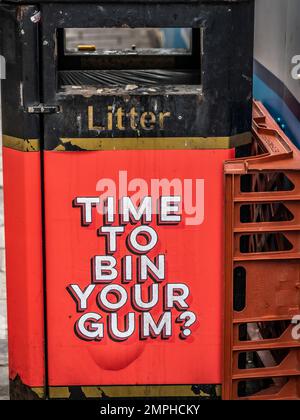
[240,173,295,193]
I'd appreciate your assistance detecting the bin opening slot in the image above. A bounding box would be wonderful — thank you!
[57,28,202,87]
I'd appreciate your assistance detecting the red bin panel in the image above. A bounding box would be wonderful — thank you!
[44,148,232,386]
[2,148,45,390]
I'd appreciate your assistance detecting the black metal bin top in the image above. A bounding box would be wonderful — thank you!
[0,0,254,151]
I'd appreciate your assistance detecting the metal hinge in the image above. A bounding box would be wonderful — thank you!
[26,104,61,114]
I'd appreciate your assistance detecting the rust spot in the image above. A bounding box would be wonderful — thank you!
[16,6,31,23]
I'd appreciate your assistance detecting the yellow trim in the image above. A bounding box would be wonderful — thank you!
[49,385,217,399]
[31,387,45,399]
[2,135,40,152]
[215,385,222,398]
[56,132,251,151]
[49,387,70,399]
[1,132,251,152]
[83,385,199,398]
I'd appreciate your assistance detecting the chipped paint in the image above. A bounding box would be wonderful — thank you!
[53,133,251,152]
[10,376,44,400]
[3,135,40,152]
[0,55,5,80]
[48,385,220,400]
[19,82,24,107]
[30,11,41,24]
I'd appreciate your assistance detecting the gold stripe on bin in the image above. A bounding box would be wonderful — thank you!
[2,135,40,152]
[30,387,45,399]
[55,132,251,151]
[48,385,220,399]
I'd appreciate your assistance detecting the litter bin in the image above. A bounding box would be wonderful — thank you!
[0,0,254,399]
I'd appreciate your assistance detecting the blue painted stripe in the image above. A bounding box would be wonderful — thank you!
[254,74,300,148]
